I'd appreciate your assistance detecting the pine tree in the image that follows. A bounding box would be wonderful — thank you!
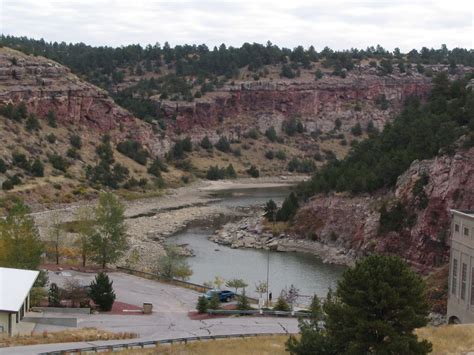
[48,283,61,307]
[236,290,252,310]
[89,272,116,311]
[208,293,220,310]
[196,296,209,313]
[273,295,291,311]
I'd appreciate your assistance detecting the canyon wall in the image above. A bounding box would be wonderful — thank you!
[293,147,474,271]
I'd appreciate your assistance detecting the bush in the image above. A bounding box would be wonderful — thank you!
[265,127,277,142]
[379,201,414,234]
[236,290,252,310]
[30,158,44,177]
[182,136,193,152]
[67,148,81,160]
[49,154,69,172]
[25,114,41,131]
[200,136,213,150]
[48,283,61,307]
[206,164,236,180]
[69,134,82,149]
[196,296,209,314]
[247,128,259,139]
[246,165,259,178]
[375,94,389,110]
[283,118,304,136]
[46,133,57,143]
[265,150,274,160]
[273,295,291,311]
[47,111,57,128]
[0,158,7,173]
[351,123,362,136]
[276,192,299,221]
[89,272,116,311]
[281,64,296,78]
[275,150,287,160]
[12,152,30,171]
[117,140,149,165]
[215,136,231,152]
[148,157,168,176]
[288,157,316,173]
[208,293,220,310]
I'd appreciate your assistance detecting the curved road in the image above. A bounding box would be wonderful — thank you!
[1,271,298,354]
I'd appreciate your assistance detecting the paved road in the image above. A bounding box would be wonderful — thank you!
[2,271,298,354]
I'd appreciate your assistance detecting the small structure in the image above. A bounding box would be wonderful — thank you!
[447,210,474,324]
[0,267,39,335]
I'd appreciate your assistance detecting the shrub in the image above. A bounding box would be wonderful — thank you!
[280,64,296,78]
[265,150,274,160]
[236,290,252,310]
[351,123,362,136]
[2,179,14,190]
[275,150,287,160]
[233,147,241,157]
[117,140,149,165]
[273,295,291,311]
[47,110,57,128]
[215,136,231,152]
[246,165,259,178]
[181,136,193,152]
[376,94,389,110]
[378,201,414,234]
[89,272,116,311]
[30,158,44,177]
[67,148,81,160]
[196,296,209,314]
[315,69,323,79]
[0,158,7,173]
[265,127,277,142]
[49,154,69,172]
[208,293,220,310]
[148,157,168,176]
[12,152,30,171]
[288,157,316,173]
[46,133,57,143]
[200,136,213,150]
[247,128,259,139]
[25,114,41,131]
[334,118,342,130]
[69,134,82,149]
[48,283,61,307]
[283,118,304,136]
[276,192,299,221]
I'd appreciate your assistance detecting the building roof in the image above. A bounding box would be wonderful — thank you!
[0,267,39,312]
[451,209,474,219]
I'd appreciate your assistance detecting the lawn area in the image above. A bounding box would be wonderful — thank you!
[416,324,474,355]
[117,335,290,354]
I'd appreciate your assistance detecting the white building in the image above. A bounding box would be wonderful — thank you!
[447,210,474,324]
[0,267,39,335]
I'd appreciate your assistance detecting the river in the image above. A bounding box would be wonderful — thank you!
[169,186,345,301]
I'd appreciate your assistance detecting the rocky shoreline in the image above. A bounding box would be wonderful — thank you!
[209,214,357,266]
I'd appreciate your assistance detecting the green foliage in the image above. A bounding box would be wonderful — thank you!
[274,295,291,311]
[25,114,41,131]
[30,158,44,177]
[48,283,61,307]
[12,152,29,170]
[334,118,342,130]
[265,126,277,142]
[46,133,57,144]
[413,173,429,209]
[350,122,362,136]
[247,128,259,139]
[283,118,304,136]
[0,157,7,173]
[287,255,432,355]
[200,136,213,150]
[67,148,81,160]
[0,200,44,269]
[265,150,274,160]
[206,164,236,180]
[196,295,209,313]
[89,272,116,311]
[48,154,69,172]
[275,149,287,160]
[276,192,299,221]
[47,110,57,128]
[288,157,316,173]
[215,136,231,152]
[379,201,415,234]
[90,193,127,268]
[0,102,27,121]
[208,292,221,310]
[375,94,390,110]
[225,278,248,294]
[299,74,472,198]
[264,199,278,221]
[34,270,49,287]
[315,69,323,79]
[181,136,193,152]
[156,244,193,280]
[148,157,168,177]
[236,290,252,310]
[69,134,82,149]
[280,64,296,78]
[246,165,259,178]
[379,58,393,75]
[117,140,149,165]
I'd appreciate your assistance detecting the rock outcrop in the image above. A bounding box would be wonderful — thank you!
[0,47,159,151]
[292,147,474,271]
[158,69,436,135]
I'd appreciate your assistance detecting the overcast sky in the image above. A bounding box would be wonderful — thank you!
[1,0,472,51]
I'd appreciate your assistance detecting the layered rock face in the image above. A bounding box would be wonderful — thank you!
[0,47,156,149]
[159,70,434,135]
[293,147,474,271]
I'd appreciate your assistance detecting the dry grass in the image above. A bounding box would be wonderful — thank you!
[0,327,137,347]
[115,335,290,354]
[416,324,474,355]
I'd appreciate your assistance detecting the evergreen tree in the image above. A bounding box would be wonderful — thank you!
[89,272,116,311]
[208,292,220,310]
[47,110,57,128]
[48,283,61,307]
[200,136,213,150]
[265,126,277,142]
[236,290,252,310]
[276,192,299,221]
[196,296,209,314]
[264,199,278,221]
[273,295,291,311]
[30,158,44,177]
[287,254,432,355]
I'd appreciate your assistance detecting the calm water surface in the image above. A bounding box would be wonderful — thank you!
[169,186,345,300]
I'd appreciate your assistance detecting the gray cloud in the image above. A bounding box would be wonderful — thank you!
[1,0,472,50]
